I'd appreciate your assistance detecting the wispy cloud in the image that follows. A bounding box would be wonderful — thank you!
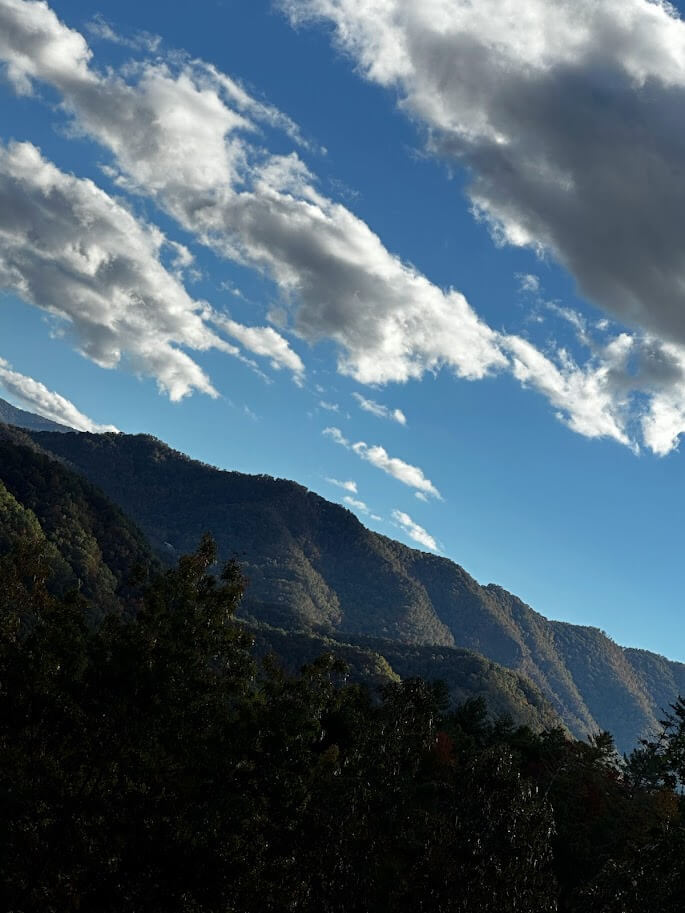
[392,509,439,552]
[213,313,304,383]
[86,13,160,52]
[0,358,118,432]
[323,426,441,498]
[326,477,358,493]
[353,392,406,425]
[343,495,369,513]
[517,273,540,295]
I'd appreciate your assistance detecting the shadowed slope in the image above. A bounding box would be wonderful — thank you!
[27,429,685,751]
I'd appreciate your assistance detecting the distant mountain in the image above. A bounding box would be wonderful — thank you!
[0,396,72,433]
[26,429,685,753]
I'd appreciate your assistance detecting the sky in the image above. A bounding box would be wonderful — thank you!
[1,0,685,659]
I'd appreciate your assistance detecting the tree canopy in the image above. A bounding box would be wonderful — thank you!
[2,536,685,912]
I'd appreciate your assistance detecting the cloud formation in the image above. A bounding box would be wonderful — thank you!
[343,495,370,513]
[0,0,504,391]
[282,0,685,453]
[0,358,118,431]
[392,509,439,552]
[0,141,225,400]
[324,426,441,497]
[284,0,685,346]
[0,138,305,397]
[213,313,305,382]
[4,1,685,452]
[326,477,358,493]
[502,334,634,448]
[353,392,406,425]
[86,13,160,53]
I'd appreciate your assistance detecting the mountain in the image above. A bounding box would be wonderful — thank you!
[0,396,72,433]
[24,428,685,753]
[247,625,561,731]
[0,425,154,620]
[0,423,560,732]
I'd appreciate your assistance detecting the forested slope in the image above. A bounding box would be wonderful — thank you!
[0,425,559,731]
[26,429,685,751]
[0,426,154,619]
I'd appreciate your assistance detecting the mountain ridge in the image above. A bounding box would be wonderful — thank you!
[0,396,72,433]
[20,427,685,752]
[0,421,560,732]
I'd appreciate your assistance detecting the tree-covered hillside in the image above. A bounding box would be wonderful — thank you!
[248,625,562,732]
[26,429,685,752]
[0,426,154,620]
[0,426,558,731]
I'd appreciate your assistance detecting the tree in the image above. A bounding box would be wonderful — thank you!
[0,535,253,912]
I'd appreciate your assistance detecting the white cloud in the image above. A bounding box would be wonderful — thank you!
[0,139,305,398]
[0,0,92,95]
[284,0,685,355]
[343,495,369,513]
[0,140,228,400]
[0,0,505,391]
[391,509,439,552]
[502,330,685,455]
[281,0,685,455]
[632,340,685,456]
[323,426,349,447]
[517,273,540,295]
[326,477,358,493]
[353,442,441,498]
[213,312,305,382]
[502,334,634,448]
[200,61,315,152]
[353,392,406,424]
[86,14,161,52]
[0,358,118,431]
[7,1,685,453]
[319,400,340,412]
[323,426,441,497]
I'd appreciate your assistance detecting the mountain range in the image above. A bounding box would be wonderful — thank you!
[1,397,684,752]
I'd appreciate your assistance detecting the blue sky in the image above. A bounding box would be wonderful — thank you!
[1,0,685,658]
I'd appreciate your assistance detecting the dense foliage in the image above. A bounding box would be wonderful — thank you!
[1,536,685,912]
[249,625,562,731]
[0,428,155,620]
[27,428,685,751]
